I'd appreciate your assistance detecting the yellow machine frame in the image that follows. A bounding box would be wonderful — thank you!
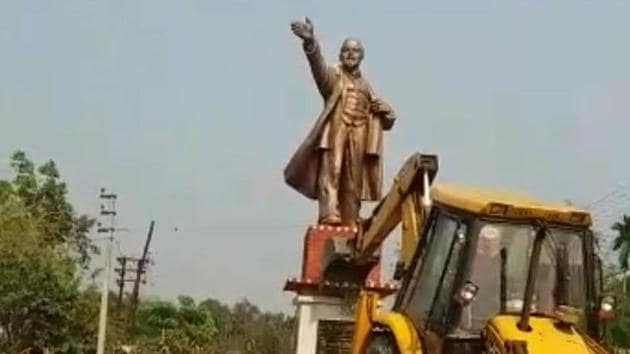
[347,153,611,354]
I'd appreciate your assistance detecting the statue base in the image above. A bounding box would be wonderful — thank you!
[283,225,398,353]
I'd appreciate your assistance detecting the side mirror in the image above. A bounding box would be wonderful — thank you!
[454,281,479,306]
[597,295,616,321]
[553,305,582,325]
[393,261,406,280]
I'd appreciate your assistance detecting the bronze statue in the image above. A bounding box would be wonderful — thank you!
[284,17,396,228]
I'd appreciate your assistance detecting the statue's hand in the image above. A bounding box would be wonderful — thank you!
[291,17,314,41]
[371,98,393,115]
[371,98,396,130]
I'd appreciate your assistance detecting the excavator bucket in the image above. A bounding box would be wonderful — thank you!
[320,235,379,285]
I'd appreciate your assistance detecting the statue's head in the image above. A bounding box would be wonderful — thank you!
[338,37,364,71]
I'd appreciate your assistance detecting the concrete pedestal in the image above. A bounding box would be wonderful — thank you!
[284,226,398,354]
[293,295,354,354]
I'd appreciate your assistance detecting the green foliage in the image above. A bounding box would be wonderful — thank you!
[613,215,630,270]
[67,286,101,351]
[197,298,231,333]
[603,215,630,348]
[1,150,98,269]
[602,274,630,348]
[134,296,218,353]
[0,150,99,352]
[137,299,180,337]
[131,297,294,354]
[0,198,83,352]
[608,303,630,347]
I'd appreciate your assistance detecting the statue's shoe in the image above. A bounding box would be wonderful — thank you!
[319,215,342,225]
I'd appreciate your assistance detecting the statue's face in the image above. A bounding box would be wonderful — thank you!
[339,38,364,70]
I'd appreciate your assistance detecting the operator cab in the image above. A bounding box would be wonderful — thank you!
[392,183,604,353]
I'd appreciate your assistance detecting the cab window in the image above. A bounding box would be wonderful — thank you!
[428,222,468,332]
[403,213,461,329]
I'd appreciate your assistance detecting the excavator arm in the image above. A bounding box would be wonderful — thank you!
[347,153,438,354]
[320,153,438,286]
[355,153,438,266]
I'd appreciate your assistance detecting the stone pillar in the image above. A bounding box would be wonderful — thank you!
[293,295,353,354]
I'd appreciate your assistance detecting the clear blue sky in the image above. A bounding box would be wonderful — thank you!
[1,1,629,313]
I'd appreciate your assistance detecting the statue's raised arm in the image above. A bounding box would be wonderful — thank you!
[291,17,337,98]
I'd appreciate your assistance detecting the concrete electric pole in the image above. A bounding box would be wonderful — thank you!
[96,188,117,354]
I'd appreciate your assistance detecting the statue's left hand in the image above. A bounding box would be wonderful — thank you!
[371,98,396,130]
[371,99,392,115]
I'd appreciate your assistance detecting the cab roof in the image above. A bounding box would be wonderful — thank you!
[431,182,592,227]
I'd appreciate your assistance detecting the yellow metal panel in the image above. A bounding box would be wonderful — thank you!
[373,312,421,354]
[431,183,592,226]
[488,315,592,354]
[350,291,379,354]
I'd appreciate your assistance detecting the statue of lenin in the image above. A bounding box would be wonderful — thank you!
[284,17,397,228]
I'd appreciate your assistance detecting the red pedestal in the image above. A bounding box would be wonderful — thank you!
[284,225,398,297]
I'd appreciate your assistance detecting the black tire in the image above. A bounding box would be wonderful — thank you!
[365,334,399,354]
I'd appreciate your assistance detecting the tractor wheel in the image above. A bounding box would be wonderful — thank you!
[365,334,399,354]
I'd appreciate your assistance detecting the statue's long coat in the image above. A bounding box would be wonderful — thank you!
[283,40,394,201]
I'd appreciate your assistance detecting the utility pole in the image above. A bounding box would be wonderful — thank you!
[129,220,155,332]
[115,256,147,306]
[96,188,117,354]
[115,256,128,306]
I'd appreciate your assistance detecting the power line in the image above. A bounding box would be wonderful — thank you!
[587,182,630,209]
[582,183,630,265]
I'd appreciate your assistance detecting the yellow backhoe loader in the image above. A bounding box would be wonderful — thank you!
[325,153,614,354]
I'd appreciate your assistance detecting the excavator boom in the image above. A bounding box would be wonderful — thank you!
[355,153,438,264]
[319,153,438,287]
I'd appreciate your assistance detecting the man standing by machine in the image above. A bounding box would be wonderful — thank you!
[284,17,397,228]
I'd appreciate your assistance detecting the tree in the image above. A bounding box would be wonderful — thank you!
[224,298,294,354]
[604,215,630,348]
[1,151,98,269]
[136,298,179,338]
[197,298,232,333]
[601,272,630,347]
[134,296,218,353]
[0,150,101,352]
[612,215,630,270]
[0,198,83,353]
[131,296,295,353]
